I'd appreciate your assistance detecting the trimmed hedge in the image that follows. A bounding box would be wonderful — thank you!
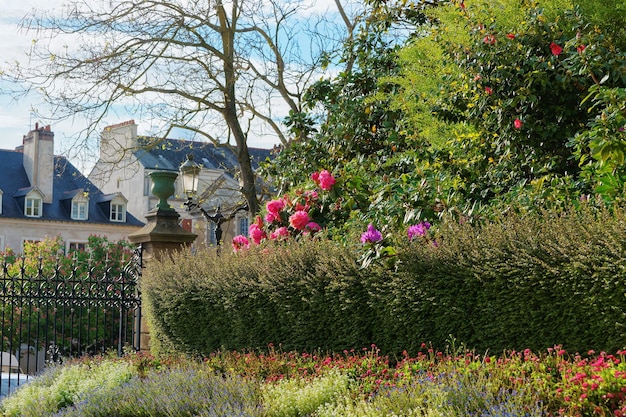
[143,206,626,356]
[142,240,379,355]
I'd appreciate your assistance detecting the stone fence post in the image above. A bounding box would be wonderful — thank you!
[127,171,197,352]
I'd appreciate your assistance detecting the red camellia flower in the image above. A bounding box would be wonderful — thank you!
[248,216,266,244]
[289,210,310,230]
[231,235,250,252]
[312,169,336,191]
[514,118,523,129]
[550,42,563,56]
[483,34,496,45]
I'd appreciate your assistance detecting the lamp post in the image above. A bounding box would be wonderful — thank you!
[179,154,248,246]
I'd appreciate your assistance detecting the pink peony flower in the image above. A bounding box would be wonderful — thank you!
[232,235,250,252]
[265,212,279,224]
[266,199,285,215]
[248,217,266,244]
[289,210,310,230]
[514,118,523,129]
[550,42,563,56]
[305,222,322,234]
[360,224,382,244]
[270,227,290,240]
[317,170,336,191]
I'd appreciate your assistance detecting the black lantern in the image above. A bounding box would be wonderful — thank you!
[179,154,247,246]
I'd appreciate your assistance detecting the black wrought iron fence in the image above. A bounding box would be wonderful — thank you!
[0,244,142,388]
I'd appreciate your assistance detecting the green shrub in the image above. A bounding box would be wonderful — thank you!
[261,371,351,417]
[144,204,626,356]
[54,366,260,417]
[387,204,626,354]
[1,358,135,417]
[143,239,379,355]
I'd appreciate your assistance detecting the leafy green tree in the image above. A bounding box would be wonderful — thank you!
[395,0,626,210]
[262,0,457,235]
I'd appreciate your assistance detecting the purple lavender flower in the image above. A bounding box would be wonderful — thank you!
[407,221,431,240]
[360,224,383,244]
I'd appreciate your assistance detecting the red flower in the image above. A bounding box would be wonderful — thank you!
[485,86,493,95]
[506,33,516,39]
[312,169,336,191]
[577,44,586,53]
[514,118,523,129]
[550,42,563,56]
[289,210,310,230]
[483,34,496,45]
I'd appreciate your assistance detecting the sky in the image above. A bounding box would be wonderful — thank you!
[0,0,350,171]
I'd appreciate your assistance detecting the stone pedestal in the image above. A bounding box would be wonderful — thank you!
[127,171,197,352]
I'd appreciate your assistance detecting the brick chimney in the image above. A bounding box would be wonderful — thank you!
[22,123,54,203]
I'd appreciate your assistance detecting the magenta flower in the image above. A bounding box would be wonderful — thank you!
[289,210,310,230]
[317,170,336,191]
[305,222,322,234]
[407,221,431,240]
[270,226,290,240]
[550,42,563,56]
[312,169,336,191]
[360,224,382,244]
[514,118,523,129]
[248,224,266,245]
[265,212,279,224]
[232,235,250,252]
[266,199,285,215]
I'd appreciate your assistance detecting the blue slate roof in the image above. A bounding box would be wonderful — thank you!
[133,137,273,173]
[0,149,143,226]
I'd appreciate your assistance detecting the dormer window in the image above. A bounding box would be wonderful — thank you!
[111,202,126,222]
[71,200,88,220]
[71,192,89,221]
[97,193,128,223]
[25,191,43,218]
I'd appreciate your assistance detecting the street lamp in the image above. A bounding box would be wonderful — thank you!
[179,154,248,246]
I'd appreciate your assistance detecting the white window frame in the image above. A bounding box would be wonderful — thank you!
[110,202,126,222]
[67,241,88,253]
[71,200,88,220]
[238,216,250,237]
[25,196,42,218]
[0,190,3,215]
[0,235,5,251]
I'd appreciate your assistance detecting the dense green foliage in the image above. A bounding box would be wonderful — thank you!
[143,239,376,355]
[262,0,626,231]
[144,204,626,356]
